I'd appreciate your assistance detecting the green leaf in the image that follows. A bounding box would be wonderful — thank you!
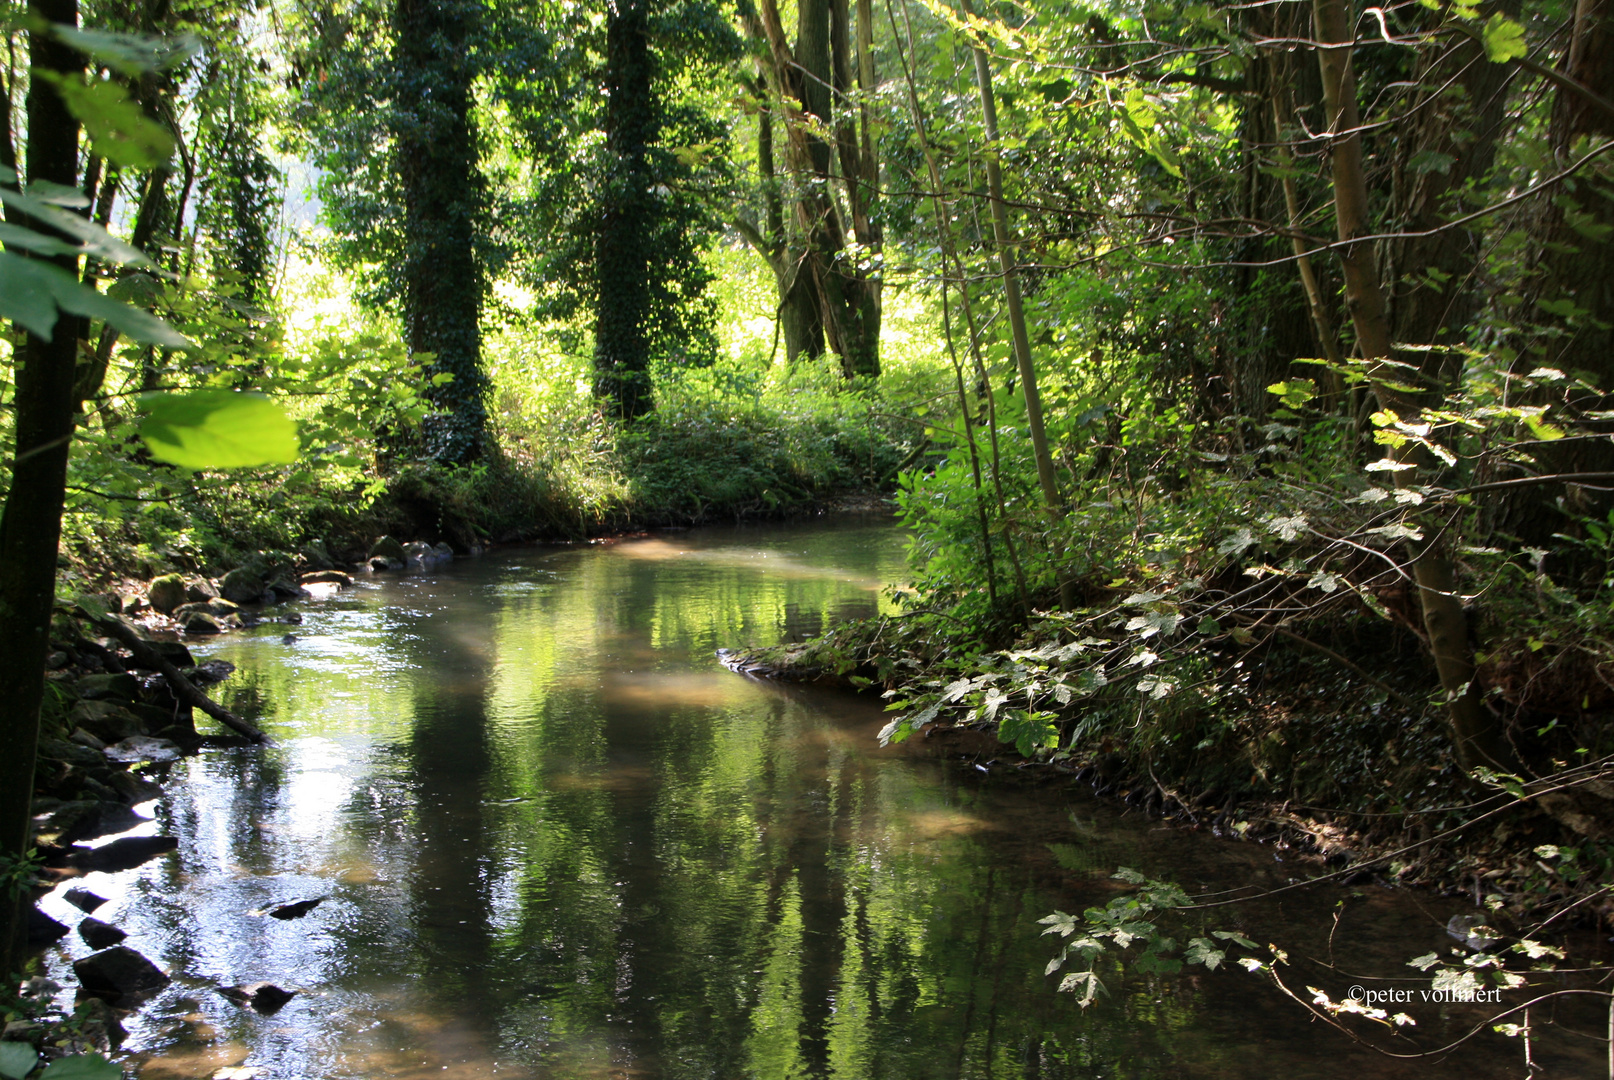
[0,1041,38,1080]
[54,277,192,347]
[0,221,87,258]
[37,73,174,170]
[136,390,300,469]
[1481,14,1527,62]
[52,26,198,75]
[0,249,68,337]
[0,186,151,266]
[38,1054,122,1080]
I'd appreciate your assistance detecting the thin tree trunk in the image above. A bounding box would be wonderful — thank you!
[1312,0,1510,771]
[960,0,1071,606]
[0,0,84,976]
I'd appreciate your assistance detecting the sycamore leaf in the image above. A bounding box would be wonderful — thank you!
[1481,14,1527,62]
[136,390,299,469]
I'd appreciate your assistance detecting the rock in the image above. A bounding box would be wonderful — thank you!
[186,580,220,603]
[266,898,322,920]
[300,570,353,587]
[220,567,265,606]
[180,611,224,636]
[70,701,142,744]
[3,1019,43,1043]
[27,907,69,945]
[76,673,142,703]
[121,596,148,615]
[176,598,240,620]
[45,650,68,670]
[146,574,188,615]
[300,538,336,572]
[78,918,127,949]
[265,575,306,600]
[185,659,236,685]
[64,891,108,916]
[129,702,181,731]
[279,612,303,625]
[102,770,163,804]
[67,835,178,873]
[367,556,403,573]
[39,801,144,845]
[65,888,108,914]
[147,640,196,668]
[368,535,407,563]
[70,995,126,1051]
[69,728,107,751]
[104,736,182,763]
[38,738,104,768]
[217,982,296,1015]
[18,976,60,1001]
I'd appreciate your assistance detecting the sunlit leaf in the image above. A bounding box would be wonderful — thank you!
[136,390,300,469]
[1481,14,1527,62]
[37,72,174,169]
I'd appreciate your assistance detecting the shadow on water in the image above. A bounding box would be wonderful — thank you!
[38,516,1606,1078]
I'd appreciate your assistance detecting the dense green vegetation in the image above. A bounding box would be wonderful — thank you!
[4,0,1614,1067]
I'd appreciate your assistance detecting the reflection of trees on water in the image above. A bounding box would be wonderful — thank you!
[134,524,1283,1079]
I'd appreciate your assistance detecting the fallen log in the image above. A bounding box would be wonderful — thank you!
[89,613,267,744]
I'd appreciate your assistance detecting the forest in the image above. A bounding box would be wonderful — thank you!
[2,0,1614,1075]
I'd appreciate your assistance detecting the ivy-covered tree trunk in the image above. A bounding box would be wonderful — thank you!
[593,0,657,419]
[0,0,83,975]
[394,0,487,460]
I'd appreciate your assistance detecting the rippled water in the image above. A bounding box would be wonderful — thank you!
[39,517,1601,1078]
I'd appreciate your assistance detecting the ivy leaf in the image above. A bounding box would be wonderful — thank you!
[1481,14,1527,62]
[136,390,300,469]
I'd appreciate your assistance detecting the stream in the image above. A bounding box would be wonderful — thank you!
[38,516,1597,1078]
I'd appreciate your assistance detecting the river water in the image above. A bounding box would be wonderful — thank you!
[40,517,1597,1078]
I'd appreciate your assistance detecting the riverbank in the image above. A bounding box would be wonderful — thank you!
[719,607,1614,933]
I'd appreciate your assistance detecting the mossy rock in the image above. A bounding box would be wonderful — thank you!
[147,574,187,615]
[76,673,142,703]
[369,535,407,562]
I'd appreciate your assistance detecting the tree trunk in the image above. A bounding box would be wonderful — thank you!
[394,0,488,453]
[1312,0,1511,772]
[593,0,656,418]
[962,4,1062,523]
[0,0,83,977]
[754,0,880,378]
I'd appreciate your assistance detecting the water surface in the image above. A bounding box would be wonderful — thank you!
[41,517,1599,1078]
